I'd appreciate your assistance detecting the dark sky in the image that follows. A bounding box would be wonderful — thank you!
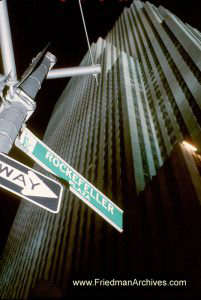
[0,0,201,254]
[7,0,134,140]
[6,0,201,141]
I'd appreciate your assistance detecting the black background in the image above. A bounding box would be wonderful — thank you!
[5,0,201,141]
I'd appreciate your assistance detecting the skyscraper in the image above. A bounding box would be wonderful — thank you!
[0,1,201,298]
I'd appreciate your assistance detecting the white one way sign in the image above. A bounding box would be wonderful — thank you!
[0,152,63,213]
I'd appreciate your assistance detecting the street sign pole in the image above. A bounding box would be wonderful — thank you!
[15,127,123,232]
[0,0,17,82]
[0,0,101,155]
[0,152,63,213]
[0,0,108,223]
[0,50,56,154]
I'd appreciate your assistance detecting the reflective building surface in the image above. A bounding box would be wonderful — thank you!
[0,1,201,298]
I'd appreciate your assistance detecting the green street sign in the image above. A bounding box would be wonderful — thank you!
[15,128,123,232]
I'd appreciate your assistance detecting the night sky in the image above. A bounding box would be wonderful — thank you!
[0,0,201,254]
[6,0,201,141]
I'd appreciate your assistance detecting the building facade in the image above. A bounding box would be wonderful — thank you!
[0,1,201,298]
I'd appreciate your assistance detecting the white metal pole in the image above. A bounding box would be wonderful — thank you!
[0,0,17,82]
[47,64,101,79]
